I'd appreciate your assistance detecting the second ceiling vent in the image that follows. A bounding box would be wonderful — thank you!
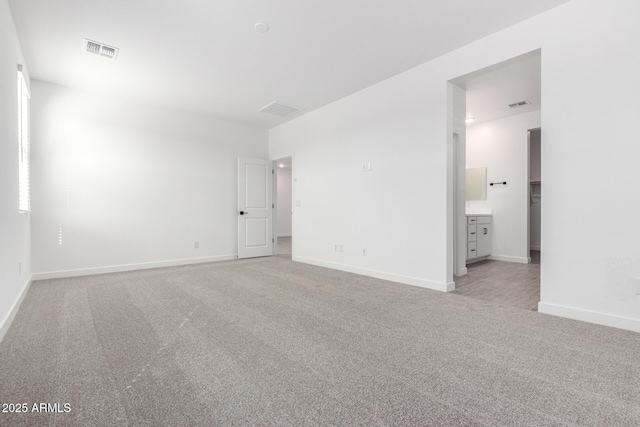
[508,100,531,109]
[83,39,119,60]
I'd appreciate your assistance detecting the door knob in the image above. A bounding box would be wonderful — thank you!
[239,211,248,215]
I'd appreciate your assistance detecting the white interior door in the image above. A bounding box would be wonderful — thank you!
[238,157,273,259]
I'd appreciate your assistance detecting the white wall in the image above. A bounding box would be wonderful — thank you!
[270,65,450,290]
[466,110,541,263]
[31,81,268,278]
[0,0,32,343]
[536,0,640,331]
[276,168,292,236]
[270,0,640,332]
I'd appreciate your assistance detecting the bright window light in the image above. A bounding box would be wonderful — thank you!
[18,65,30,213]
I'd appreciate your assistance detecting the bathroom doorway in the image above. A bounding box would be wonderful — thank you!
[449,50,542,310]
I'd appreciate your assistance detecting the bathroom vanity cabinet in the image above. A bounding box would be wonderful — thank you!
[467,215,492,262]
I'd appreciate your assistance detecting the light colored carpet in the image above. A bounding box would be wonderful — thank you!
[1,256,639,426]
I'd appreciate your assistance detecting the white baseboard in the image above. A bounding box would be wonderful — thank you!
[489,255,530,264]
[466,256,489,265]
[538,302,640,333]
[450,267,469,292]
[0,274,33,344]
[293,256,451,292]
[31,254,238,281]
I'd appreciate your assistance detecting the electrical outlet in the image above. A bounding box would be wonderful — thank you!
[194,241,200,249]
[367,162,373,171]
[362,248,367,256]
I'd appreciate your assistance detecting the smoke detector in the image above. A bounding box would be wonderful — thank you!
[259,100,304,118]
[508,100,531,109]
[83,39,119,60]
[254,23,270,33]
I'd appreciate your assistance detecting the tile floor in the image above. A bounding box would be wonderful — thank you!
[452,251,540,311]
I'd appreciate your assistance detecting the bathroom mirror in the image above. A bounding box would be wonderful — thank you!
[466,167,487,201]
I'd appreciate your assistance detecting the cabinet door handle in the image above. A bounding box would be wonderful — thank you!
[483,227,488,235]
[470,232,476,235]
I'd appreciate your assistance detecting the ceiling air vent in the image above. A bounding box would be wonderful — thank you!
[259,100,304,118]
[508,100,531,109]
[83,39,119,60]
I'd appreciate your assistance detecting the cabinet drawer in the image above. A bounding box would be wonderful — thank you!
[477,216,492,224]
[467,216,477,225]
[467,241,477,259]
[467,225,477,242]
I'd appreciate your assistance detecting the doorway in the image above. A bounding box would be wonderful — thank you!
[528,128,542,262]
[273,156,293,259]
[449,51,542,310]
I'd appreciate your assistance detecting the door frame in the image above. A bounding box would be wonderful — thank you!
[452,132,467,277]
[527,127,542,262]
[447,81,467,287]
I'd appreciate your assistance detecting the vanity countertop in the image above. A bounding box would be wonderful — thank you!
[466,209,492,216]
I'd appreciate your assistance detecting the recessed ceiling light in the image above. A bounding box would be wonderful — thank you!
[279,164,284,168]
[465,117,475,123]
[255,23,270,33]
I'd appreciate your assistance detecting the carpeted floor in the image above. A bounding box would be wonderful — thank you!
[1,256,639,426]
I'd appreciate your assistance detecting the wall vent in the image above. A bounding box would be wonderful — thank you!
[83,39,119,60]
[508,100,531,109]
[259,100,304,117]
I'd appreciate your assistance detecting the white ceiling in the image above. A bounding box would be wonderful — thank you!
[8,0,567,129]
[276,157,292,170]
[458,52,541,125]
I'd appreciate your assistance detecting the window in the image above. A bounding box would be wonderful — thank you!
[18,65,30,212]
